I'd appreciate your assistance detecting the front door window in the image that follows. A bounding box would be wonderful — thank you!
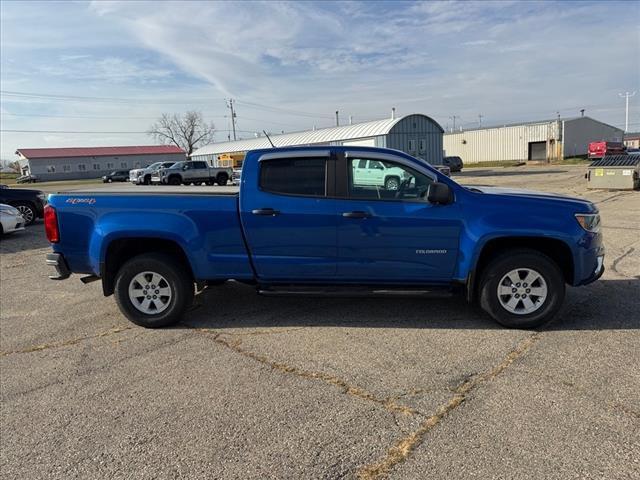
[348,158,433,200]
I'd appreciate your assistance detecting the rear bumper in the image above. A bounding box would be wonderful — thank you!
[46,253,71,280]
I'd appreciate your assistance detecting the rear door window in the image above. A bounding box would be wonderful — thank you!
[260,158,327,197]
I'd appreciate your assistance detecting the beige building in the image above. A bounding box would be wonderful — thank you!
[443,116,623,163]
[623,132,640,149]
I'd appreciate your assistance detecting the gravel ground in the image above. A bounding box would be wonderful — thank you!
[1,165,638,479]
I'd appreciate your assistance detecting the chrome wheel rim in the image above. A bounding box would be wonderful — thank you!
[16,205,34,223]
[386,178,399,190]
[497,268,547,315]
[128,271,172,315]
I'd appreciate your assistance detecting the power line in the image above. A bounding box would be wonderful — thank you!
[234,99,334,120]
[1,90,224,105]
[1,129,149,134]
[1,112,227,120]
[1,128,258,134]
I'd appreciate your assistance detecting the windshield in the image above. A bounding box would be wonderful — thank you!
[146,162,162,169]
[169,162,184,169]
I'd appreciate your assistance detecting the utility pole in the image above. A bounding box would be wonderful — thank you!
[478,114,483,128]
[227,99,237,140]
[619,91,636,132]
[449,116,457,132]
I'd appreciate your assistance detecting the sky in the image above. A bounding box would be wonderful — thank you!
[1,0,639,162]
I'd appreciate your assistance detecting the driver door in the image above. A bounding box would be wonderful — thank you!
[337,154,461,282]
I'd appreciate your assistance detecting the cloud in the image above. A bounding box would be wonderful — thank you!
[462,39,496,47]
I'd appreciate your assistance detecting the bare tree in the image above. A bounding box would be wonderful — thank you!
[148,111,215,156]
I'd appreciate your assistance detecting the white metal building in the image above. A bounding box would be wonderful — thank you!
[191,114,444,165]
[443,116,623,163]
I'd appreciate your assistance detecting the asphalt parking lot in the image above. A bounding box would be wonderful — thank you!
[1,165,638,479]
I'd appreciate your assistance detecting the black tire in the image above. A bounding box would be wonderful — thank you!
[114,253,194,328]
[143,175,151,185]
[384,176,400,190]
[479,249,565,329]
[13,201,36,225]
[168,176,181,185]
[216,174,228,186]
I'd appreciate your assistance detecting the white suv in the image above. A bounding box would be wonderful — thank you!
[352,159,409,190]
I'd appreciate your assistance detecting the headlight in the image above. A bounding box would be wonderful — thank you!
[575,213,600,233]
[0,204,20,215]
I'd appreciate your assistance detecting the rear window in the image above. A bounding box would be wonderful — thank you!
[259,158,326,197]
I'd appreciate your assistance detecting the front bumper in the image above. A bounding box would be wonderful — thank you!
[581,253,605,285]
[46,253,71,280]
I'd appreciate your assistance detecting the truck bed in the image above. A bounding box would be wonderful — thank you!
[47,190,253,281]
[66,185,239,194]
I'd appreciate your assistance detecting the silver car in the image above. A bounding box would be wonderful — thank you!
[0,203,26,235]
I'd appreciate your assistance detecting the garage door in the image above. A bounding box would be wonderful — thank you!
[528,141,546,161]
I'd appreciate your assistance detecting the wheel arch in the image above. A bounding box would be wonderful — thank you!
[101,237,194,296]
[384,174,401,185]
[468,236,574,302]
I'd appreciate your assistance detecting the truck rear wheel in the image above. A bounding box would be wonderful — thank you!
[168,176,181,185]
[114,253,194,328]
[479,249,565,329]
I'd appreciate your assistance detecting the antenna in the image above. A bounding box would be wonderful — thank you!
[263,130,275,148]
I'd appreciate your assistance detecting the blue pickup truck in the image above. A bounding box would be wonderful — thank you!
[44,146,604,329]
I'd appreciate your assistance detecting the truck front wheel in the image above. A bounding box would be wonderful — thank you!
[216,173,228,186]
[479,249,565,329]
[114,253,194,328]
[168,176,181,185]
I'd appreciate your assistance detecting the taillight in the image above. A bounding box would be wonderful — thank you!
[44,205,60,243]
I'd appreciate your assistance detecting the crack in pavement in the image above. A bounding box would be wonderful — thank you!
[611,402,640,420]
[611,247,636,278]
[356,332,542,480]
[0,325,132,357]
[193,327,419,417]
[188,326,308,337]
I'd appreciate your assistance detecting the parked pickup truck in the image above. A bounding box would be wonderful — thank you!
[129,161,176,185]
[152,160,232,186]
[44,146,604,329]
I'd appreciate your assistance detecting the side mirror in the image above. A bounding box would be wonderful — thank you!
[427,182,453,205]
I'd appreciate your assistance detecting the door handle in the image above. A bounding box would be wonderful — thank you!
[252,208,280,216]
[342,211,371,219]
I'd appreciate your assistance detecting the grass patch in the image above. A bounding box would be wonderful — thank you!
[0,172,18,182]
[463,160,524,168]
[8,178,104,190]
[553,157,591,165]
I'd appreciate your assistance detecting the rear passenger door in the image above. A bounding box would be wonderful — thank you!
[239,151,339,280]
[190,161,208,182]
